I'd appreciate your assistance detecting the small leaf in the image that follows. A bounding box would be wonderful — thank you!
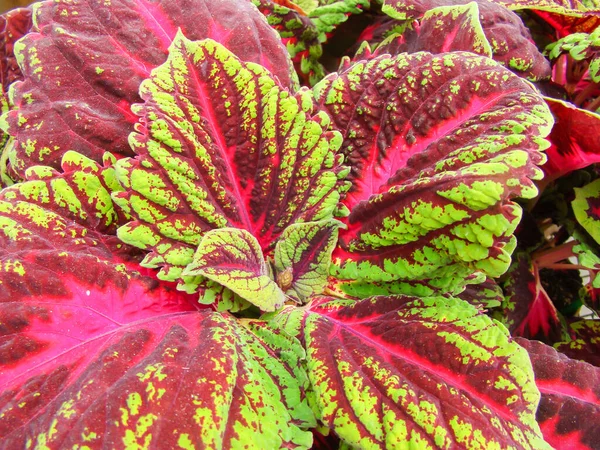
[274,219,342,301]
[573,178,600,245]
[517,338,600,450]
[554,319,600,367]
[294,295,550,449]
[183,228,285,312]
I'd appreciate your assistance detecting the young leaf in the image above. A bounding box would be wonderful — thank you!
[516,338,600,450]
[573,178,600,245]
[0,0,294,180]
[290,295,550,449]
[274,219,342,301]
[314,51,552,296]
[183,228,285,312]
[114,35,347,283]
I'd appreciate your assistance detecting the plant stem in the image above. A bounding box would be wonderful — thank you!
[554,54,567,86]
[533,240,577,267]
[541,263,591,271]
[573,81,599,107]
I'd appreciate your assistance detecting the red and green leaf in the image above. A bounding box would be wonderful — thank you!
[281,295,550,449]
[252,0,326,86]
[0,0,294,181]
[274,219,342,301]
[381,0,551,80]
[182,228,285,312]
[516,338,600,450]
[573,178,600,245]
[554,319,600,366]
[114,35,348,284]
[546,26,600,82]
[313,51,552,297]
[0,153,315,447]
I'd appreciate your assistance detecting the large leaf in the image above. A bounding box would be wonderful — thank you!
[381,0,551,80]
[0,154,315,448]
[0,0,294,181]
[281,295,550,449]
[313,51,552,297]
[516,338,600,450]
[114,35,348,284]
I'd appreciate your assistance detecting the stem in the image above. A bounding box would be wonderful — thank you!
[533,240,577,267]
[585,89,600,112]
[554,54,567,86]
[573,81,599,107]
[540,263,591,271]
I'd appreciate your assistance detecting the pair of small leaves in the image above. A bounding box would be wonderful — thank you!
[182,220,341,312]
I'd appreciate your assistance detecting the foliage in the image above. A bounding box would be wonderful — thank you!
[0,0,599,448]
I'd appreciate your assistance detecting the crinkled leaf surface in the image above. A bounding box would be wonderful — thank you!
[282,295,549,449]
[114,35,347,284]
[183,228,285,312]
[381,0,550,80]
[516,338,600,450]
[0,7,31,91]
[0,155,314,447]
[455,276,504,309]
[542,98,600,180]
[573,178,600,246]
[0,0,294,180]
[313,51,552,297]
[274,219,341,301]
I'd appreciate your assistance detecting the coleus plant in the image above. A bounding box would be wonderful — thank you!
[0,0,599,449]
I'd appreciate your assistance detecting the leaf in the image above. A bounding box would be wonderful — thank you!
[183,228,285,312]
[287,295,550,449]
[274,219,341,301]
[313,51,552,296]
[0,7,32,90]
[455,276,504,309]
[252,0,327,86]
[496,253,564,342]
[381,0,550,80]
[0,0,294,180]
[546,27,600,82]
[542,98,600,180]
[114,35,347,285]
[554,319,600,367]
[0,156,314,447]
[516,338,600,450]
[573,178,600,245]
